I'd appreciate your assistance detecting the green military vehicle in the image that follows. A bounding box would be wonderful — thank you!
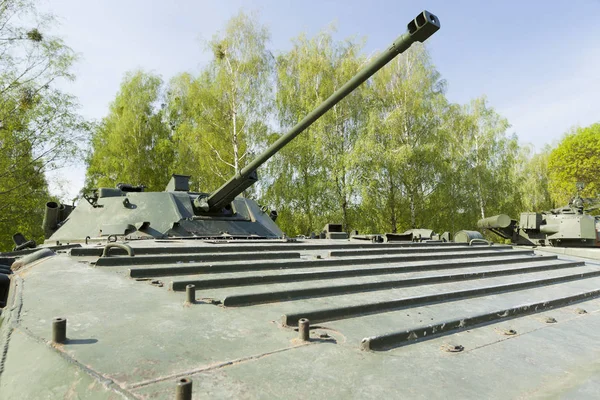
[2,11,600,399]
[480,189,600,248]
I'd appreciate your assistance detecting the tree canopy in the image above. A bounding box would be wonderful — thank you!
[0,0,86,250]
[80,11,571,239]
[86,71,172,192]
[165,12,273,193]
[3,9,598,251]
[548,123,600,205]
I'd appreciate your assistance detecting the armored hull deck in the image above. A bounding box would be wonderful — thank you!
[2,239,600,399]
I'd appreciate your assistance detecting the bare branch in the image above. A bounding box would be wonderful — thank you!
[205,139,235,169]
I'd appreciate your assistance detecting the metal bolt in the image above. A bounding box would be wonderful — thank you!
[298,318,310,341]
[186,285,196,304]
[175,377,192,400]
[52,317,67,343]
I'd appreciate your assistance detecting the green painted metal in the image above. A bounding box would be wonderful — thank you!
[45,192,285,242]
[42,201,60,239]
[477,214,512,229]
[454,230,484,243]
[4,237,600,398]
[482,197,600,247]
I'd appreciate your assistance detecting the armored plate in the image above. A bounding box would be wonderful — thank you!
[2,239,600,399]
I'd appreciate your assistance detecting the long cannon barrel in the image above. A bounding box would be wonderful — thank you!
[202,11,441,212]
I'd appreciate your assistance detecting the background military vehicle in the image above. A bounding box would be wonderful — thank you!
[3,11,600,399]
[479,185,600,248]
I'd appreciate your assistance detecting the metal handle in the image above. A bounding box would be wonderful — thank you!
[101,243,135,257]
[469,239,493,246]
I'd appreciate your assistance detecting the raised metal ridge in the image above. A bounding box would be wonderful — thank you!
[70,241,478,256]
[95,251,302,267]
[127,248,533,278]
[77,240,600,351]
[359,288,600,351]
[170,255,558,291]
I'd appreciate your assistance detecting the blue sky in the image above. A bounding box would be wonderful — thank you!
[41,0,600,199]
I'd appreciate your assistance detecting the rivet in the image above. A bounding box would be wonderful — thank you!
[298,318,310,341]
[52,317,67,343]
[186,285,196,304]
[175,377,192,400]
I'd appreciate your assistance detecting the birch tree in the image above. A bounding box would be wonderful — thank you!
[448,97,518,221]
[354,44,447,233]
[167,12,272,193]
[516,145,554,212]
[262,29,366,234]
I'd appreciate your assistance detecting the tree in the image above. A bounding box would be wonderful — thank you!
[516,144,554,212]
[354,43,447,233]
[548,123,600,205]
[263,28,367,235]
[86,71,173,191]
[166,11,272,193]
[0,0,86,250]
[446,97,519,223]
[423,103,473,234]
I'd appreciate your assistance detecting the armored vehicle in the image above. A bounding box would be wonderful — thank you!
[3,11,600,399]
[480,193,600,248]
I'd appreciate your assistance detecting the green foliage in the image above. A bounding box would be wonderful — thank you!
[50,9,590,246]
[260,34,520,238]
[86,71,173,191]
[166,11,272,193]
[0,0,86,250]
[263,28,367,235]
[548,123,600,205]
[355,44,447,233]
[517,145,554,212]
[441,97,519,230]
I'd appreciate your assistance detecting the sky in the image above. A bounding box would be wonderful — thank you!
[39,0,600,200]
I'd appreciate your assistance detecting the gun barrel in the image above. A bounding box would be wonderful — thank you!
[477,214,512,229]
[205,10,441,212]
